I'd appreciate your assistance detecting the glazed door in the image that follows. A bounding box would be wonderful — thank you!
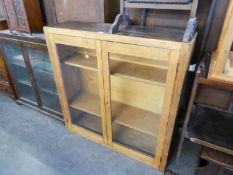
[1,41,37,104]
[102,41,179,164]
[49,35,107,143]
[24,43,62,117]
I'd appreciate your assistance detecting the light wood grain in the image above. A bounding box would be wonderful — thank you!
[45,27,182,50]
[110,60,167,86]
[159,36,196,171]
[155,50,180,167]
[70,92,101,117]
[112,101,160,137]
[44,25,196,171]
[110,53,169,69]
[111,75,165,114]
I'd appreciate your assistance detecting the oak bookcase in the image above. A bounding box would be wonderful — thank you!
[44,22,196,171]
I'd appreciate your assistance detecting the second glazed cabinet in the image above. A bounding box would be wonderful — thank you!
[44,23,196,171]
[0,32,62,120]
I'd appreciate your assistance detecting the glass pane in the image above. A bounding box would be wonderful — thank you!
[56,44,103,136]
[109,53,169,157]
[26,47,61,113]
[3,43,36,103]
[224,43,233,76]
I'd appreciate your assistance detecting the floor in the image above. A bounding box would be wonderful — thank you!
[0,92,200,175]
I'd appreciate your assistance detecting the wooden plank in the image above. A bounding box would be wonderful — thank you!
[159,36,196,171]
[110,60,167,86]
[110,53,169,69]
[96,40,109,144]
[190,138,233,156]
[112,101,160,137]
[52,34,96,49]
[201,147,233,170]
[111,75,165,114]
[70,91,160,137]
[70,92,101,117]
[44,25,182,50]
[64,53,98,71]
[124,1,192,10]
[105,41,170,61]
[155,50,180,167]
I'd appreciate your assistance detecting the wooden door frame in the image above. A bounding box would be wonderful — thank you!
[101,41,180,168]
[44,32,108,144]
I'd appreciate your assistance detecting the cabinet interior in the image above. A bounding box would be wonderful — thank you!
[224,43,233,76]
[57,44,103,136]
[108,52,168,156]
[56,43,169,156]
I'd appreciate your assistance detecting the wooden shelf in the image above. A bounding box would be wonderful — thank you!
[11,61,26,68]
[188,105,233,152]
[70,92,101,117]
[17,79,32,87]
[72,112,103,135]
[201,147,233,169]
[113,123,156,156]
[110,53,168,70]
[112,102,160,137]
[70,92,160,137]
[110,60,167,86]
[64,53,98,71]
[40,90,61,113]
[40,87,58,96]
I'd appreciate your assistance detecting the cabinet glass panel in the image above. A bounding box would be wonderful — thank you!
[56,44,103,135]
[224,43,233,76]
[25,47,62,114]
[109,52,169,157]
[2,42,36,103]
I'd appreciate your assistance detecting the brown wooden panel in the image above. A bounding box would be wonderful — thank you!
[2,0,43,33]
[195,85,233,110]
[0,44,16,99]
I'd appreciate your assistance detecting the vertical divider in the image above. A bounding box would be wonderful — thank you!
[101,41,113,146]
[96,40,108,144]
[21,44,42,107]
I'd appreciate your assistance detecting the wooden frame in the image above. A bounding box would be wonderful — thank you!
[44,22,196,171]
[178,54,233,160]
[208,1,233,83]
